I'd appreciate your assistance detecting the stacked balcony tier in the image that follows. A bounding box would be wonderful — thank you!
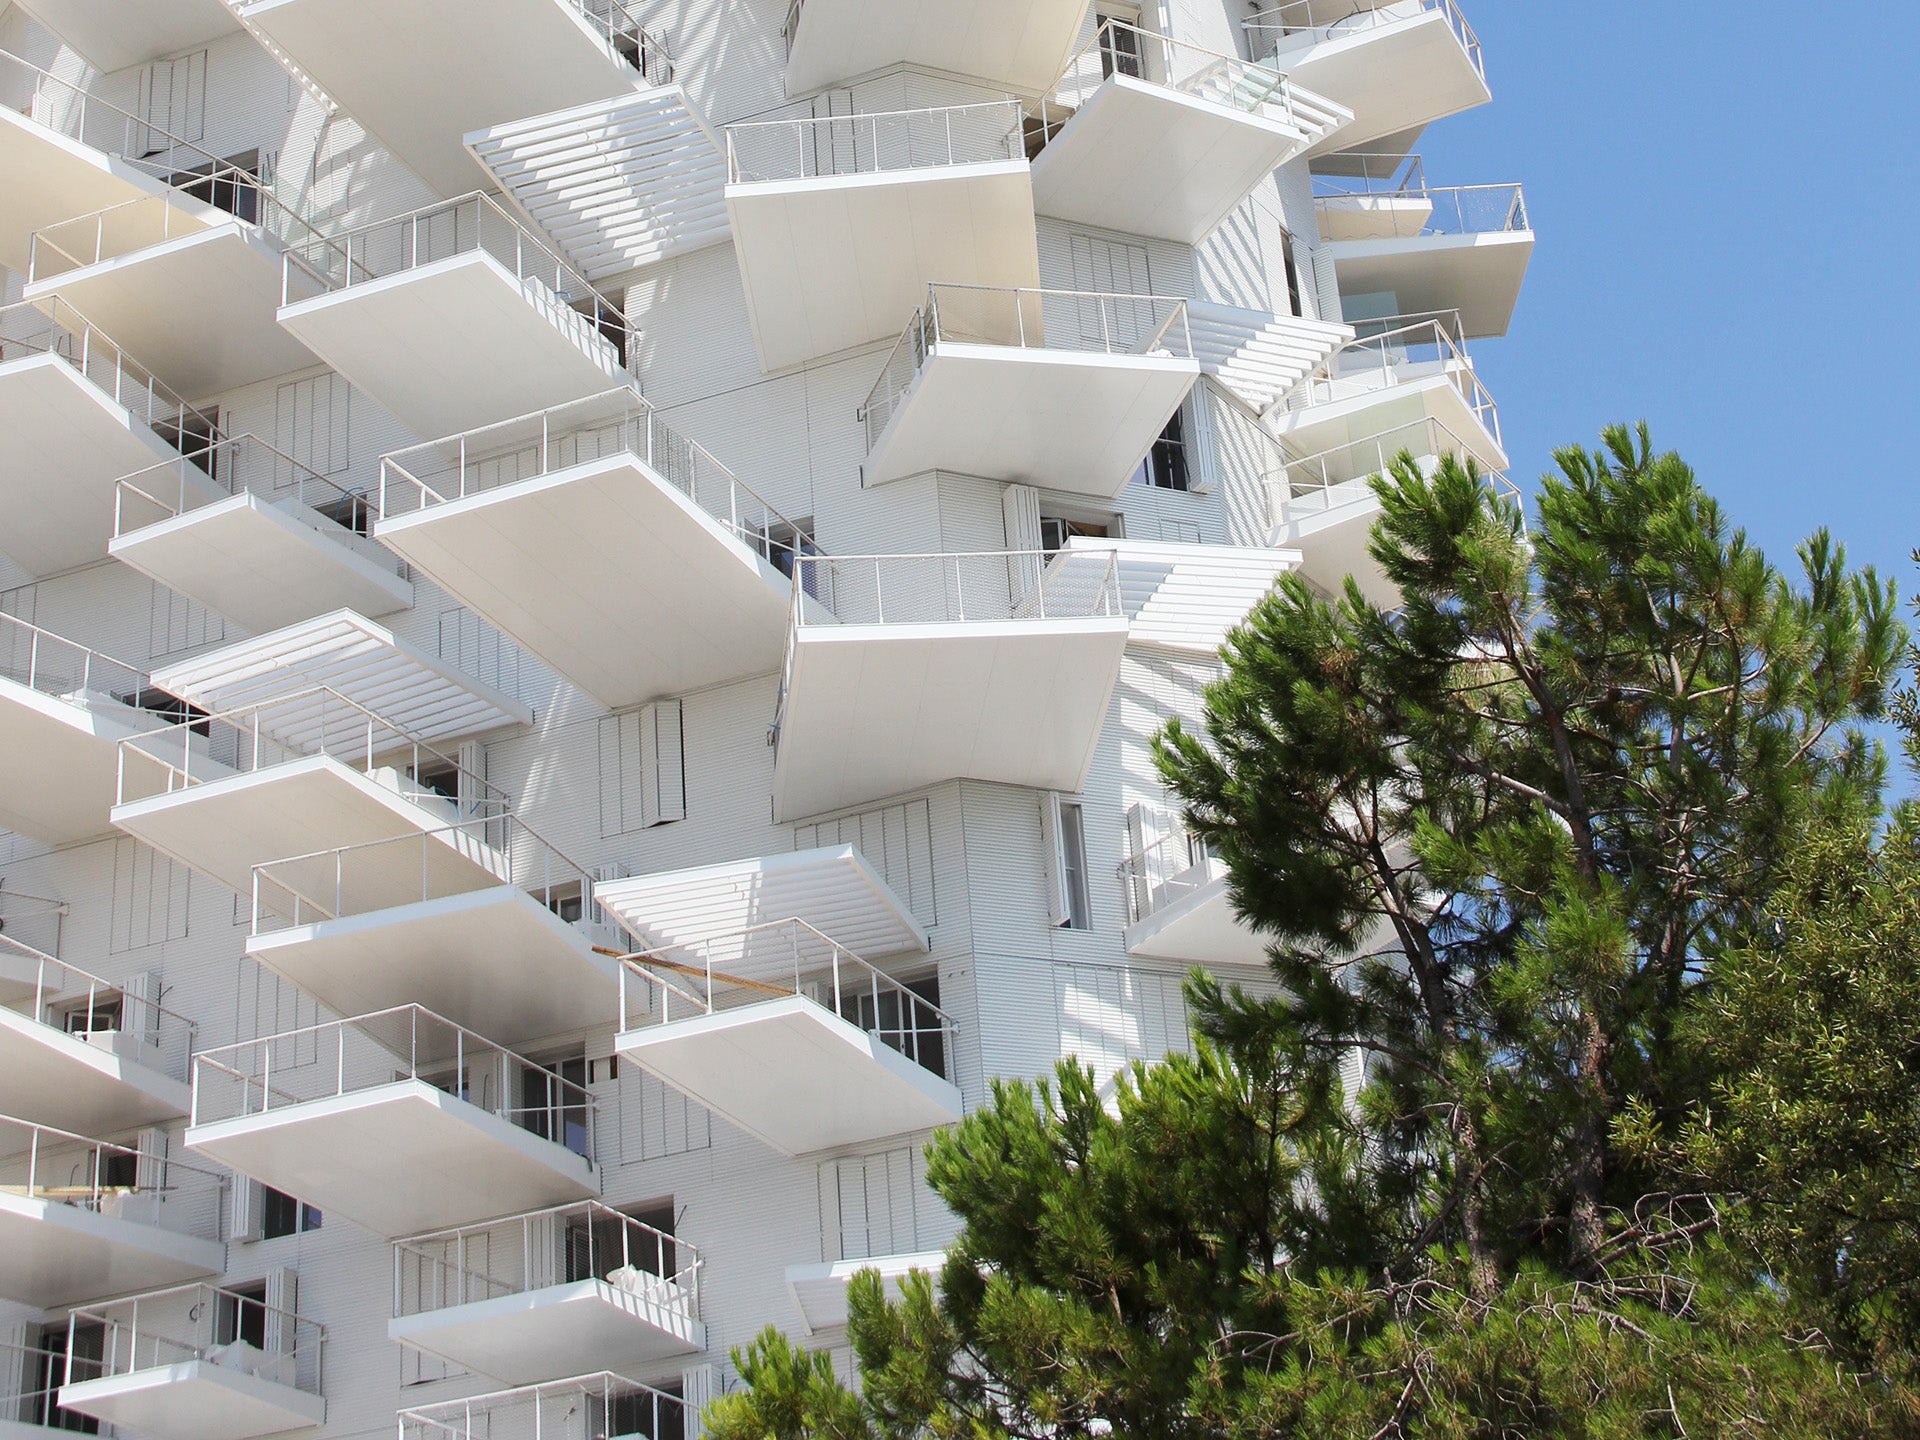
[398,1372,684,1440]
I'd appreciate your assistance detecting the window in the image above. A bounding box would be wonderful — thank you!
[847,974,946,1080]
[566,1201,675,1284]
[1281,238,1304,319]
[59,995,121,1035]
[762,517,825,602]
[216,1282,269,1351]
[262,1185,322,1239]
[1040,515,1113,558]
[408,760,461,804]
[151,408,219,477]
[313,488,374,537]
[596,1380,682,1440]
[122,688,212,737]
[1058,802,1092,930]
[166,151,264,225]
[1099,21,1144,79]
[543,881,586,926]
[1130,409,1191,492]
[99,1149,138,1191]
[522,1056,592,1159]
[33,1322,103,1433]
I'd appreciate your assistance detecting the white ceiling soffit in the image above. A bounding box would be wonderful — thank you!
[1060,538,1298,654]
[595,845,930,961]
[149,609,532,747]
[467,90,731,283]
[1185,301,1352,414]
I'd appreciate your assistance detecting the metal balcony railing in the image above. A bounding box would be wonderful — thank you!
[617,918,957,1084]
[0,1113,226,1242]
[1276,312,1502,447]
[1118,804,1223,926]
[1243,0,1484,81]
[0,885,68,960]
[280,193,634,378]
[860,284,1193,452]
[0,296,218,443]
[1265,414,1520,529]
[400,1372,685,1440]
[1313,158,1529,240]
[791,548,1123,629]
[190,1006,600,1165]
[0,932,198,1086]
[726,99,1026,185]
[379,387,818,570]
[394,1200,701,1328]
[0,1335,78,1429]
[0,610,148,704]
[67,1282,325,1398]
[576,0,675,87]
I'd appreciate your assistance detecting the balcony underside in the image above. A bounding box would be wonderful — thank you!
[111,755,498,898]
[375,454,792,710]
[0,354,212,578]
[390,1278,705,1388]
[1270,475,1394,607]
[785,1252,943,1336]
[111,492,414,634]
[786,0,1091,96]
[0,1193,224,1309]
[235,0,645,196]
[1324,230,1535,339]
[728,164,1040,374]
[1123,870,1270,968]
[1269,10,1490,157]
[616,996,962,1156]
[865,344,1198,494]
[247,886,621,1049]
[0,683,158,847]
[0,110,174,275]
[773,617,1127,821]
[24,224,318,398]
[278,252,627,439]
[187,1080,599,1237]
[0,1009,190,1134]
[15,0,238,74]
[59,1362,325,1440]
[1032,76,1316,245]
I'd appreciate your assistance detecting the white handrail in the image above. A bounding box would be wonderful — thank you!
[1244,0,1485,81]
[0,932,198,1074]
[67,1282,325,1398]
[0,1112,227,1236]
[1264,414,1521,530]
[789,548,1123,629]
[399,1372,684,1440]
[0,295,217,439]
[0,611,148,701]
[1280,313,1502,447]
[1314,180,1529,238]
[725,99,1026,185]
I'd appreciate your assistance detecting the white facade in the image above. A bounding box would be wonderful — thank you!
[0,0,1528,1435]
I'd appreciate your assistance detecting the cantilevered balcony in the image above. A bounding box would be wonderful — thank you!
[111,434,413,633]
[234,0,674,196]
[0,1116,226,1309]
[1263,414,1519,605]
[617,920,960,1156]
[1030,22,1350,245]
[1313,158,1532,338]
[377,388,807,709]
[14,0,237,75]
[786,1252,943,1336]
[246,816,625,1046]
[773,549,1127,821]
[112,686,511,897]
[188,1007,600,1237]
[0,297,221,579]
[1119,805,1268,968]
[392,1203,703,1385]
[56,1283,325,1440]
[399,1372,685,1440]
[725,102,1041,373]
[784,0,1092,97]
[0,937,194,1135]
[1244,0,1490,156]
[860,285,1199,494]
[0,614,168,847]
[279,194,635,438]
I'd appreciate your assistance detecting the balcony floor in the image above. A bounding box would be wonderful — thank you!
[1325,229,1534,340]
[375,453,792,710]
[786,0,1091,96]
[0,682,160,847]
[0,109,174,274]
[15,0,237,74]
[1267,9,1490,156]
[617,996,962,1156]
[0,1192,225,1310]
[0,1009,190,1134]
[59,1362,325,1440]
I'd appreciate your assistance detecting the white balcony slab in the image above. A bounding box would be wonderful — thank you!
[1123,866,1269,968]
[277,252,628,439]
[248,887,621,1048]
[0,1192,224,1310]
[785,0,1092,97]
[0,684,160,847]
[785,1251,943,1336]
[1032,76,1327,245]
[1265,7,1490,156]
[1323,229,1534,339]
[59,1360,324,1440]
[773,616,1127,821]
[234,0,648,196]
[150,610,532,747]
[375,452,792,710]
[0,353,210,579]
[110,491,413,634]
[616,996,961,1155]
[729,165,1040,374]
[14,0,238,74]
[187,1079,598,1237]
[594,846,929,960]
[0,109,173,275]
[390,1275,704,1387]
[865,342,1198,494]
[0,1009,189,1134]
[112,755,499,898]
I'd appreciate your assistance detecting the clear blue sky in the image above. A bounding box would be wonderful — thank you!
[1419,4,1920,593]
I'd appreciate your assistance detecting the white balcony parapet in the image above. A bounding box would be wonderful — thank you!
[391,1201,704,1385]
[616,918,961,1155]
[0,1114,227,1309]
[398,1371,686,1440]
[0,934,196,1135]
[279,193,636,439]
[57,1282,325,1440]
[377,387,813,708]
[188,1006,600,1237]
[860,283,1200,495]
[113,434,414,632]
[782,0,1093,98]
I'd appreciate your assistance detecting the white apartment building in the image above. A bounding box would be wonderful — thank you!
[0,0,1531,1435]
